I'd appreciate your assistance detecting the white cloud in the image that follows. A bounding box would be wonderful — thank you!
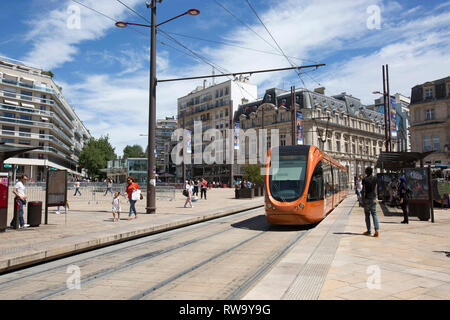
[23,0,143,70]
[21,0,450,155]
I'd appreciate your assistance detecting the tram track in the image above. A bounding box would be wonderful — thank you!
[0,207,315,300]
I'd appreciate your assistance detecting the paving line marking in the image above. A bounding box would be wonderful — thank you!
[226,228,311,300]
[281,198,356,300]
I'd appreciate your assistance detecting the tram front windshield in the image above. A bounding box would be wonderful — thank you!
[269,154,308,202]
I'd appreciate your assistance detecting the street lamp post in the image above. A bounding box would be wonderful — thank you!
[116,2,199,214]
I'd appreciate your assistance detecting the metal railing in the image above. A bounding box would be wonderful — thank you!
[7,184,176,206]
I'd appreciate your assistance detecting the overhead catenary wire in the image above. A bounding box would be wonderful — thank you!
[212,0,280,53]
[245,0,306,87]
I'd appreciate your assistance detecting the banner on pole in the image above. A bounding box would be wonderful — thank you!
[296,111,303,145]
[234,122,239,150]
[186,129,192,154]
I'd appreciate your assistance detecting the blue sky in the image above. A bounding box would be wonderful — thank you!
[1,0,449,155]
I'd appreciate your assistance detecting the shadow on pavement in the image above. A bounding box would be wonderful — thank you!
[379,202,403,217]
[231,215,317,232]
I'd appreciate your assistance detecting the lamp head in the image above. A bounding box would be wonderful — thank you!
[115,21,128,28]
[187,8,200,15]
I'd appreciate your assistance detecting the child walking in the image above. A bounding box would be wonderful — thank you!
[112,192,121,222]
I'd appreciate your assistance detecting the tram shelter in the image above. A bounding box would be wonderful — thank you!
[375,151,435,222]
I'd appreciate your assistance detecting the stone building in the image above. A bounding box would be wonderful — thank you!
[409,76,450,166]
[176,77,257,184]
[234,87,386,186]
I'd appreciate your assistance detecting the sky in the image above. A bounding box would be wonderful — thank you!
[0,0,449,156]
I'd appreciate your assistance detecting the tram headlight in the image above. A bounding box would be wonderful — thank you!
[299,203,304,209]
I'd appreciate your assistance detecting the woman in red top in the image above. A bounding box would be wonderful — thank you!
[123,176,140,220]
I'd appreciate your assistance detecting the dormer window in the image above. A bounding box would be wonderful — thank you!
[425,88,433,99]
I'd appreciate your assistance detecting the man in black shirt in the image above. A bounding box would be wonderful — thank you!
[361,167,379,237]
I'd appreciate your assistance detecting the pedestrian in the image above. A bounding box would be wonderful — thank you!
[10,175,30,229]
[122,176,140,220]
[193,179,199,197]
[56,201,68,214]
[361,167,379,237]
[73,180,81,196]
[356,176,363,206]
[184,179,194,208]
[112,191,121,222]
[104,178,113,196]
[398,176,409,224]
[200,177,207,200]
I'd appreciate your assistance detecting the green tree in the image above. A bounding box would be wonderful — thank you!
[79,135,116,179]
[123,144,145,158]
[242,164,265,186]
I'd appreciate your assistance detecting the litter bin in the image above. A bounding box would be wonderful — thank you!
[27,201,43,227]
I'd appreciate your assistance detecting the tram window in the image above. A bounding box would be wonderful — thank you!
[323,162,333,198]
[332,167,339,194]
[307,162,324,201]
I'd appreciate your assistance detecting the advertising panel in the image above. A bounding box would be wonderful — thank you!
[47,170,67,206]
[405,168,429,201]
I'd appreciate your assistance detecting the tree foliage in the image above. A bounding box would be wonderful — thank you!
[123,144,145,158]
[242,164,265,186]
[79,135,116,179]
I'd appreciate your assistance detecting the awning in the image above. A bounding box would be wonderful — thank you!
[0,143,42,164]
[21,102,35,108]
[375,151,435,170]
[4,99,19,105]
[20,77,34,83]
[41,116,49,121]
[2,73,18,79]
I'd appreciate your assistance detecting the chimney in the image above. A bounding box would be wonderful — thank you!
[314,87,325,95]
[203,79,207,89]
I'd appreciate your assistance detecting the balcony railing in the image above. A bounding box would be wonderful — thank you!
[0,77,55,94]
[0,129,72,153]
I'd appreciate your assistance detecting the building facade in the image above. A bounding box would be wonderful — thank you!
[105,158,148,184]
[235,87,386,186]
[409,76,450,165]
[0,58,91,181]
[176,77,257,184]
[156,116,177,176]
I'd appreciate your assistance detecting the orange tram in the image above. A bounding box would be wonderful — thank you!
[265,145,349,225]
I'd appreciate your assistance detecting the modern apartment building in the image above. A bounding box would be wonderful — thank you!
[156,116,177,176]
[176,77,257,184]
[409,76,450,165]
[0,58,91,181]
[235,87,386,186]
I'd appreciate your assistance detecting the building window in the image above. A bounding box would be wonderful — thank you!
[225,87,229,96]
[1,138,14,143]
[327,139,332,151]
[373,146,376,156]
[425,88,433,99]
[336,141,341,152]
[220,89,223,97]
[3,87,16,98]
[345,143,349,153]
[423,135,431,152]
[2,125,14,135]
[426,109,435,120]
[352,144,355,154]
[432,134,440,151]
[20,90,33,101]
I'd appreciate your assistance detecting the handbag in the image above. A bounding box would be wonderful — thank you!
[131,189,141,201]
[140,193,144,200]
[182,189,188,197]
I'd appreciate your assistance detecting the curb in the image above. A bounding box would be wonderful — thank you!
[0,201,264,274]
